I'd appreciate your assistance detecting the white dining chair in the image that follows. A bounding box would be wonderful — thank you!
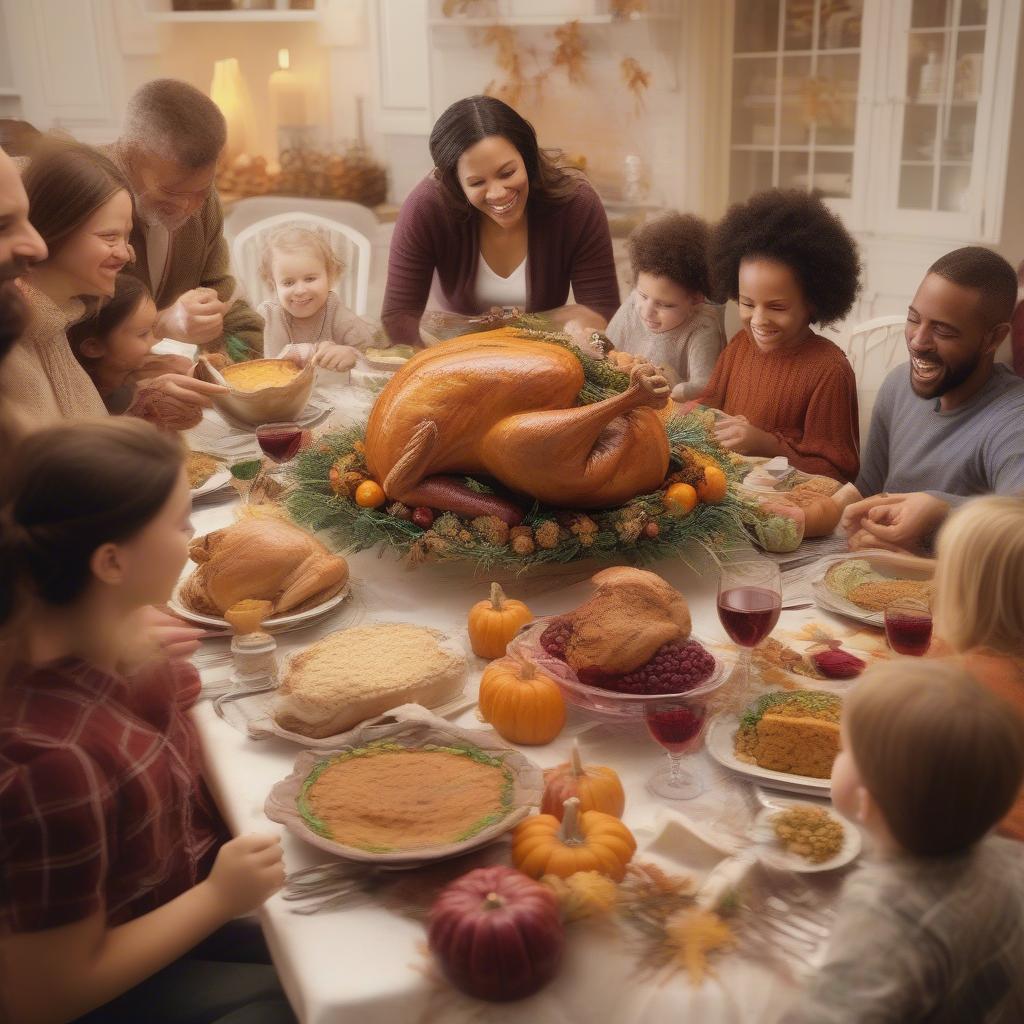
[837,314,907,441]
[223,196,380,248]
[231,211,372,317]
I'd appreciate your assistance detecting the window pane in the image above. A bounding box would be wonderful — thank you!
[938,165,970,212]
[730,150,775,203]
[779,56,812,144]
[779,149,812,190]
[813,54,860,145]
[735,0,780,52]
[818,0,863,49]
[784,0,815,50]
[814,151,854,198]
[911,0,954,29]
[732,57,779,145]
[899,164,935,209]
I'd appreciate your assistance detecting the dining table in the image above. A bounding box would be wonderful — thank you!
[180,359,870,1024]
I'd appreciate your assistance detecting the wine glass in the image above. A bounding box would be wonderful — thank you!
[645,695,713,800]
[717,559,782,700]
[253,421,303,498]
[884,598,933,656]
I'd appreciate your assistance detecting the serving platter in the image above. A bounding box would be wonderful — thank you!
[168,581,350,634]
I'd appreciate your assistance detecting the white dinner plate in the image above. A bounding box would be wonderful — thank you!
[168,582,350,634]
[190,467,233,501]
[705,713,832,797]
[750,799,861,873]
[807,549,934,629]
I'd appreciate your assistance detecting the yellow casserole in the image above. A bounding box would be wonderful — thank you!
[223,359,301,393]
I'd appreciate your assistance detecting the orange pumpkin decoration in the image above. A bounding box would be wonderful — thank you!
[542,740,625,819]
[354,480,387,508]
[663,482,698,516]
[478,655,565,745]
[468,582,533,659]
[695,465,728,504]
[513,797,636,882]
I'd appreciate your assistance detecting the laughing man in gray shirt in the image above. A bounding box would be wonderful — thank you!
[842,247,1024,550]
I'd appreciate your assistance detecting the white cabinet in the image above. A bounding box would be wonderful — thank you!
[0,0,125,142]
[725,0,1021,243]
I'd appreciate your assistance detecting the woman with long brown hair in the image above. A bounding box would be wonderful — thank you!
[381,95,620,345]
[2,138,224,435]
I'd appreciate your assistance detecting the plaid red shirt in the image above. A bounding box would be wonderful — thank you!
[0,657,228,933]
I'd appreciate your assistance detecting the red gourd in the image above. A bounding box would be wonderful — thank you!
[428,866,565,1002]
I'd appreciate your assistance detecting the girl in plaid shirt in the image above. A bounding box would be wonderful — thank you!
[0,419,292,1023]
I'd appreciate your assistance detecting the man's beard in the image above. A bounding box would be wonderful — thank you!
[0,277,29,362]
[135,192,190,233]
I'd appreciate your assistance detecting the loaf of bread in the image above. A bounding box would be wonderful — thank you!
[274,623,468,738]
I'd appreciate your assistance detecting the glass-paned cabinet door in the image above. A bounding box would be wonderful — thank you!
[729,0,868,215]
[882,0,1020,239]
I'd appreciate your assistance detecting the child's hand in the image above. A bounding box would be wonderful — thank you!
[206,834,285,917]
[278,343,314,367]
[314,343,359,373]
[714,415,779,457]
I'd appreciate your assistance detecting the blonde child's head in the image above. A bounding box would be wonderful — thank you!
[833,660,1024,857]
[933,495,1024,656]
[258,226,344,321]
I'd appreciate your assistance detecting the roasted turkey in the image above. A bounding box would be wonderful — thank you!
[364,330,671,524]
[180,517,349,617]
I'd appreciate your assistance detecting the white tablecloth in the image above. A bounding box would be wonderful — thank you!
[185,379,853,1024]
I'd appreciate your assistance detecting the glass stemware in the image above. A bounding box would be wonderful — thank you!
[717,559,783,700]
[252,421,303,500]
[645,694,713,800]
[884,598,933,656]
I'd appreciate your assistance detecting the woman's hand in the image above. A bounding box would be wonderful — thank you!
[841,492,951,553]
[714,415,781,457]
[314,343,360,373]
[144,373,227,409]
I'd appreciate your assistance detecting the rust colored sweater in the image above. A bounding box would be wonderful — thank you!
[700,329,860,482]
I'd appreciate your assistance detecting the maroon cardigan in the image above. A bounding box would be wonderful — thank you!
[381,175,620,344]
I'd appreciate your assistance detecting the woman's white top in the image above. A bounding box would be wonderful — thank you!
[473,254,528,310]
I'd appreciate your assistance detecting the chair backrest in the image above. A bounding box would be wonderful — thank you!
[223,195,380,246]
[230,211,372,317]
[837,314,907,441]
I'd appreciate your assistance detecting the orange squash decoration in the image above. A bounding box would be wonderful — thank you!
[513,797,636,882]
[695,465,728,504]
[354,480,387,508]
[478,655,565,745]
[663,482,698,516]
[542,740,625,819]
[468,582,533,659]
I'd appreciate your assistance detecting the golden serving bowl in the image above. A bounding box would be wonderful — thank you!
[196,357,316,427]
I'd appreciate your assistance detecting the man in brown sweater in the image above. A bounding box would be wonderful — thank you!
[108,79,263,359]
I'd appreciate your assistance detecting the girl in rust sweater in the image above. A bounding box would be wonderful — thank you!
[700,190,861,482]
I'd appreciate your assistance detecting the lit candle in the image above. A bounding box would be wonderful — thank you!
[209,57,253,163]
[269,48,310,127]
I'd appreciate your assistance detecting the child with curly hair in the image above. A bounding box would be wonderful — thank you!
[782,660,1024,1024]
[604,212,725,401]
[257,225,374,372]
[701,189,861,481]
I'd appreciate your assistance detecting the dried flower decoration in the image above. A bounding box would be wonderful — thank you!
[621,57,651,114]
[551,20,587,84]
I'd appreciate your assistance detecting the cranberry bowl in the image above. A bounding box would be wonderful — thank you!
[508,618,729,722]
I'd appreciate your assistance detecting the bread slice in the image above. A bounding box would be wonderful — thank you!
[274,623,467,738]
[847,579,933,612]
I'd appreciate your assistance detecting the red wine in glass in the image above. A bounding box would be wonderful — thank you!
[646,706,706,754]
[885,601,933,656]
[717,560,783,700]
[718,586,782,648]
[256,422,303,464]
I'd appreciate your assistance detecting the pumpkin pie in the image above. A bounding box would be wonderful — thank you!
[299,742,513,851]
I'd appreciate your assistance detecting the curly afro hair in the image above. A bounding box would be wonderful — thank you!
[709,189,861,325]
[628,212,713,299]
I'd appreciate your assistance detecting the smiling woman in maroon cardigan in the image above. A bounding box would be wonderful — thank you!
[381,95,620,346]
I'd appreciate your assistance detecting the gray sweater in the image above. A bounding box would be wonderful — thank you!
[855,363,1024,504]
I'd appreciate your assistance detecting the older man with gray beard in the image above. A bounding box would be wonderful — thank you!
[108,79,263,359]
